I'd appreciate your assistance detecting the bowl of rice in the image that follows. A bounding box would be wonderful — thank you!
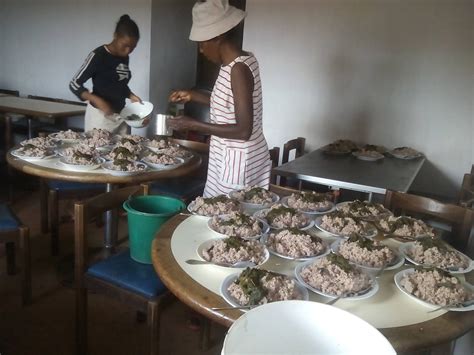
[281,191,335,216]
[229,186,279,213]
[208,212,269,240]
[187,195,240,217]
[314,211,377,238]
[261,228,328,261]
[197,237,269,268]
[253,204,313,230]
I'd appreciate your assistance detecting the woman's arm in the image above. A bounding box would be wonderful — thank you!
[169,89,211,105]
[168,63,254,140]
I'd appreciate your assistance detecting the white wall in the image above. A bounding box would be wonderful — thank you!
[244,0,474,199]
[0,0,151,104]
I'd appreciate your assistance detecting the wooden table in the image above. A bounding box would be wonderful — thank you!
[152,214,474,353]
[0,96,86,139]
[273,149,426,201]
[7,149,201,249]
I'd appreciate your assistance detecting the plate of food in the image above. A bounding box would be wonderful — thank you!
[196,237,270,268]
[336,200,392,221]
[394,267,474,311]
[330,236,404,272]
[143,137,170,152]
[374,215,436,242]
[207,212,269,240]
[11,145,56,161]
[295,254,379,300]
[48,130,84,144]
[102,159,147,176]
[389,147,423,160]
[141,152,184,170]
[154,144,193,161]
[58,156,104,172]
[229,186,279,211]
[399,237,473,274]
[221,268,309,308]
[20,136,57,149]
[253,204,313,230]
[314,211,378,238]
[281,191,335,215]
[104,145,140,161]
[321,139,358,155]
[352,150,385,161]
[83,128,114,148]
[187,195,240,217]
[261,228,329,261]
[360,144,387,154]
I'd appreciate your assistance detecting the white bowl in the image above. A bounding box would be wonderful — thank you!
[120,101,154,128]
[222,300,396,355]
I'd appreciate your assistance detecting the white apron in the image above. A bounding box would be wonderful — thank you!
[84,103,127,134]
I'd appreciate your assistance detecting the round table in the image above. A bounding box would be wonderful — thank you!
[7,147,202,248]
[152,214,474,354]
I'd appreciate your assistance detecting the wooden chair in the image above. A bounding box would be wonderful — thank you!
[268,146,280,185]
[75,185,174,355]
[458,173,473,208]
[143,139,210,204]
[383,190,474,252]
[279,137,305,187]
[0,203,31,305]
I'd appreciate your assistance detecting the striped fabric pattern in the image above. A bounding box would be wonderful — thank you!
[203,54,271,197]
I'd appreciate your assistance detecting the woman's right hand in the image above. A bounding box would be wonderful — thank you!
[169,90,192,103]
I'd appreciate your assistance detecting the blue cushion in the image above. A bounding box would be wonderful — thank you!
[48,180,105,191]
[0,204,20,231]
[150,177,205,199]
[86,250,166,298]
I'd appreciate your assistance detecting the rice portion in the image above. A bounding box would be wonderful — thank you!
[377,216,434,239]
[143,152,180,165]
[20,137,56,149]
[190,195,240,217]
[320,211,372,237]
[210,212,262,238]
[50,129,82,140]
[267,229,325,258]
[407,238,470,270]
[84,128,113,147]
[105,145,139,161]
[260,204,309,229]
[15,144,51,158]
[338,200,390,219]
[146,138,169,149]
[232,186,274,205]
[108,159,146,172]
[158,145,192,159]
[227,268,303,306]
[287,191,333,212]
[202,237,266,265]
[400,268,472,306]
[62,144,100,165]
[338,235,396,268]
[119,134,147,144]
[299,254,371,296]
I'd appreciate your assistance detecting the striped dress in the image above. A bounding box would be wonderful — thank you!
[203,54,271,197]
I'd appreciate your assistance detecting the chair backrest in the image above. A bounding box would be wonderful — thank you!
[27,95,86,106]
[0,89,19,96]
[383,190,474,252]
[268,147,280,185]
[74,185,144,277]
[282,137,305,164]
[458,173,473,208]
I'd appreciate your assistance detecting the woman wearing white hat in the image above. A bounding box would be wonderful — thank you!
[169,0,272,197]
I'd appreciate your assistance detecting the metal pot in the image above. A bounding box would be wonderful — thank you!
[155,114,173,136]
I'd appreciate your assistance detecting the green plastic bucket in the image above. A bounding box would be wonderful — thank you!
[123,195,185,264]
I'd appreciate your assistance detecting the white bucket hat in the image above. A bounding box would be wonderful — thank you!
[189,0,246,42]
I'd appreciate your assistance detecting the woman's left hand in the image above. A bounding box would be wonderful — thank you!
[129,93,142,103]
[167,115,196,131]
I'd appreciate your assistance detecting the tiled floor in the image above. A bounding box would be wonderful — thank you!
[0,181,226,355]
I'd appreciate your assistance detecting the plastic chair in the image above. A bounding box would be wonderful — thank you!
[75,185,174,355]
[383,190,474,252]
[143,139,210,204]
[0,203,31,305]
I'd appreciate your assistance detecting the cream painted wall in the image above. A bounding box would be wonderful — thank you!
[0,0,152,103]
[244,0,473,198]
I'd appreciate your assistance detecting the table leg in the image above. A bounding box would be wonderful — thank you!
[368,192,373,202]
[104,183,118,250]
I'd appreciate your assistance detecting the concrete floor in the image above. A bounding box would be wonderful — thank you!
[0,180,226,355]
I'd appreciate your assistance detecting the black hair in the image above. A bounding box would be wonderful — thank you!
[115,14,140,39]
